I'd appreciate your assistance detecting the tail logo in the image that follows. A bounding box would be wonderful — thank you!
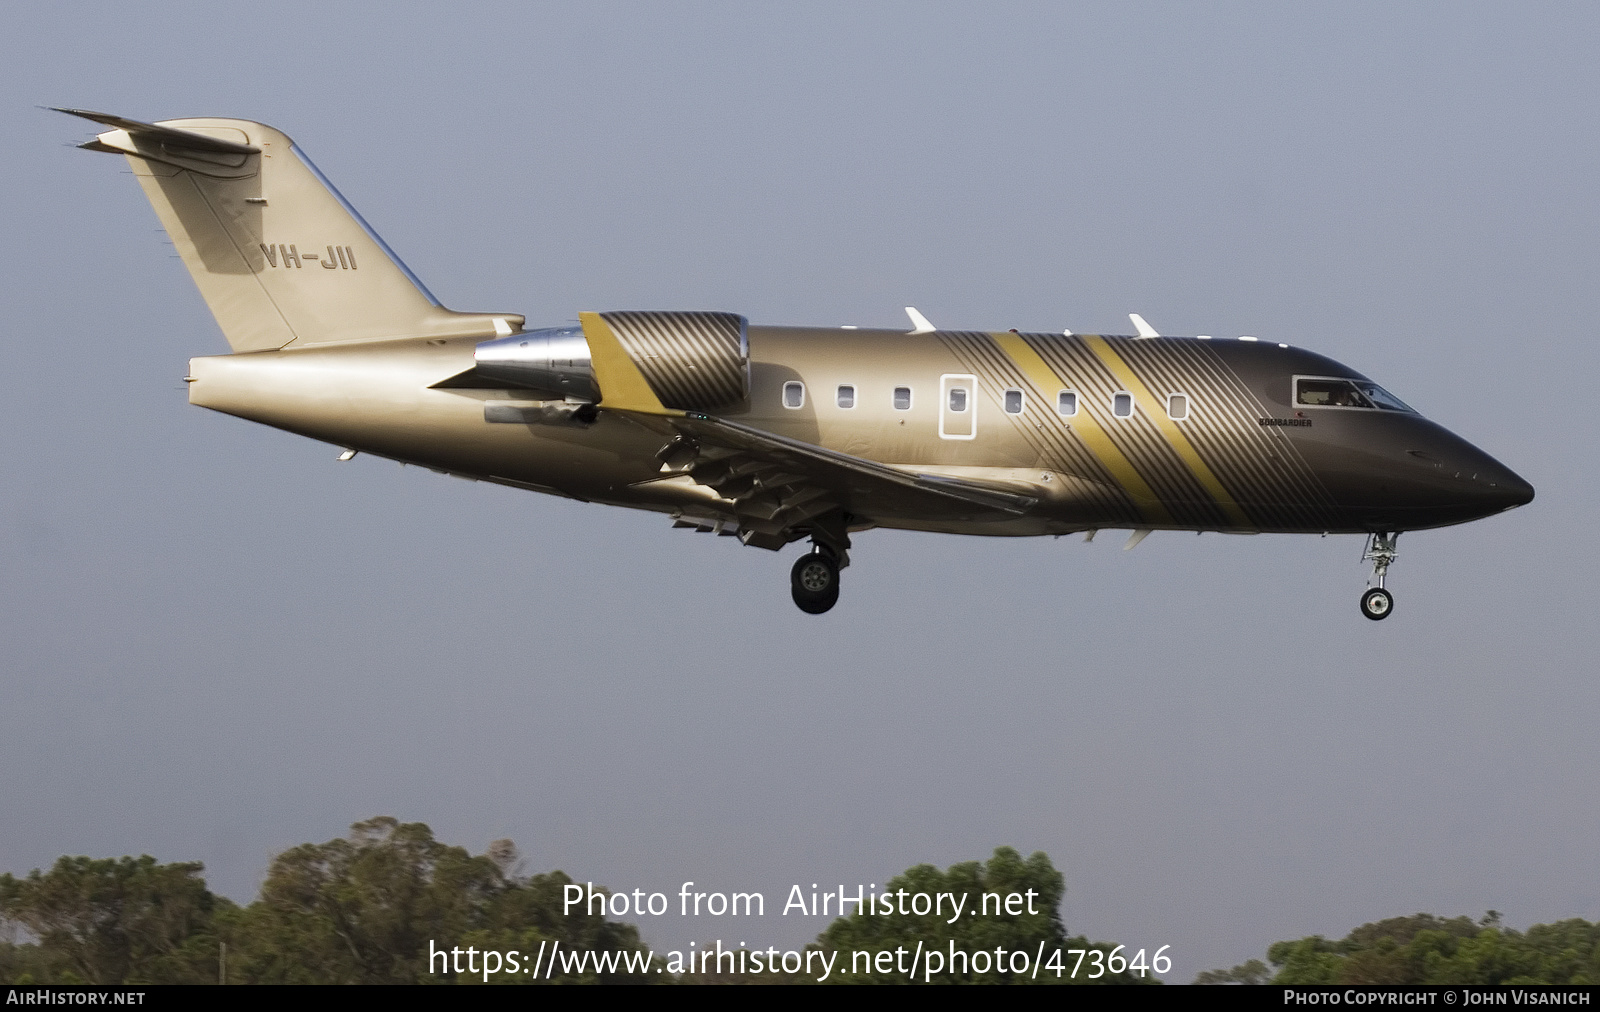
[258,244,358,271]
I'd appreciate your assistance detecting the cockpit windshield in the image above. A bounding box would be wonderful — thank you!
[1354,381,1413,412]
[1295,376,1414,413]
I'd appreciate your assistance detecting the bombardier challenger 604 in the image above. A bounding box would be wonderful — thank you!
[59,109,1533,618]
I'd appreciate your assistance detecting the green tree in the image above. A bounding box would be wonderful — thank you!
[1193,959,1270,985]
[223,816,500,983]
[0,855,223,984]
[456,864,659,984]
[0,928,61,984]
[1198,913,1600,985]
[815,847,1151,984]
[224,817,653,984]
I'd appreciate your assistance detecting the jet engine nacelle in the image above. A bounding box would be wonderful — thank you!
[474,324,596,401]
[473,311,749,411]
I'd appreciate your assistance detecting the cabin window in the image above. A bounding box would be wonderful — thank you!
[939,374,977,439]
[836,384,855,409]
[1057,390,1078,417]
[1167,393,1189,420]
[782,381,805,409]
[1003,389,1024,414]
[1112,391,1134,418]
[893,386,912,410]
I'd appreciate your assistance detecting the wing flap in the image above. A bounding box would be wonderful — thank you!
[632,411,1037,527]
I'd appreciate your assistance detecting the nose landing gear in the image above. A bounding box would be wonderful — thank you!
[1360,532,1400,621]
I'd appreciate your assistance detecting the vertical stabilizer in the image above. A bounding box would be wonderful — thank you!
[59,109,521,352]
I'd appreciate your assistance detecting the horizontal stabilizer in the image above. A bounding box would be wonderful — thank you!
[54,108,260,155]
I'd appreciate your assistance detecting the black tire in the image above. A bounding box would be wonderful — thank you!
[791,553,840,614]
[1360,587,1394,621]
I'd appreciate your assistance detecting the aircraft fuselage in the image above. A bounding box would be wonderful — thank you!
[188,326,1531,538]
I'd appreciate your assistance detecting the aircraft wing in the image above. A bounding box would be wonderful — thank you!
[580,310,1037,532]
[631,410,1039,531]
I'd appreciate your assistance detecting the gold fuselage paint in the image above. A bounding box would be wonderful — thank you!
[185,327,1250,533]
[187,324,1525,537]
[1078,335,1254,529]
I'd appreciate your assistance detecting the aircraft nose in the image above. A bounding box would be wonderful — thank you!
[1427,441,1534,514]
[1480,464,1534,510]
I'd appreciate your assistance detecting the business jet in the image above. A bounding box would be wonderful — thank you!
[58,109,1533,618]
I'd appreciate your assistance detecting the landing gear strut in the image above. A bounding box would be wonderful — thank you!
[1360,532,1400,621]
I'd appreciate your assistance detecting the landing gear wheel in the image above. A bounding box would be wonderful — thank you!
[1360,587,1394,621]
[790,553,840,614]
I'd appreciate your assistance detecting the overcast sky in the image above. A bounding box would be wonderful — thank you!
[3,1,1596,980]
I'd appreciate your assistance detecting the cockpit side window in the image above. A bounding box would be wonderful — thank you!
[1296,378,1371,407]
[1295,376,1416,412]
[1292,376,1420,409]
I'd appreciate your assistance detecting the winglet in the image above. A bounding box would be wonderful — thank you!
[1129,314,1159,339]
[578,311,673,414]
[905,307,937,334]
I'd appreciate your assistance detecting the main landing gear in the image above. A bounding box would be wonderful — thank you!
[790,514,852,614]
[790,550,840,614]
[1360,532,1400,621]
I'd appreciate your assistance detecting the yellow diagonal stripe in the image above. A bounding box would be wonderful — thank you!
[992,332,1173,524]
[1082,335,1255,529]
[579,311,675,415]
